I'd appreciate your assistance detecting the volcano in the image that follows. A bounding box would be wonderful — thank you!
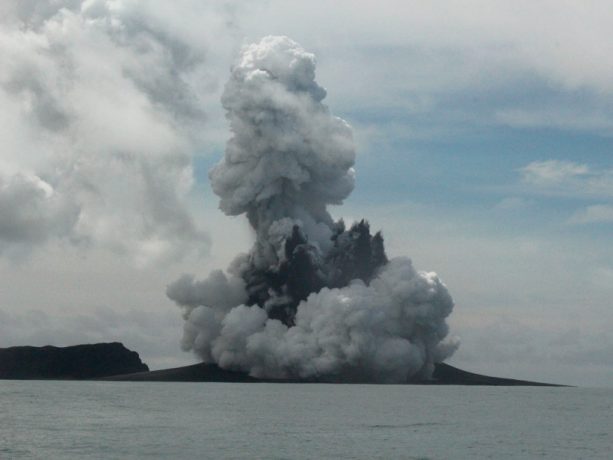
[0,342,566,385]
[167,36,460,384]
[103,361,565,386]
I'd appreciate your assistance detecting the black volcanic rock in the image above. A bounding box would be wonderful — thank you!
[429,363,564,386]
[0,343,149,380]
[0,341,564,385]
[103,363,260,382]
[105,362,564,386]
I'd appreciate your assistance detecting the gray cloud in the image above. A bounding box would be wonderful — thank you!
[0,0,230,263]
[0,174,78,254]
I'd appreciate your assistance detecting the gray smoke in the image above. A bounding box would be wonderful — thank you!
[168,36,458,382]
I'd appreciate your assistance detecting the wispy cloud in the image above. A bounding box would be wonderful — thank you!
[518,160,613,227]
[497,108,613,136]
[520,160,613,198]
[494,196,531,211]
[568,204,613,225]
[521,160,590,185]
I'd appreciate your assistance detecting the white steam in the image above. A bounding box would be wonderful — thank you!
[212,35,355,217]
[168,36,458,382]
[0,0,228,262]
[210,35,355,256]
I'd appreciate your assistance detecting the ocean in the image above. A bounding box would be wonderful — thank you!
[1,381,611,459]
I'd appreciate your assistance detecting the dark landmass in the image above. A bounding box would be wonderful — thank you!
[104,361,566,386]
[429,363,565,386]
[0,342,565,385]
[102,362,262,382]
[0,343,148,380]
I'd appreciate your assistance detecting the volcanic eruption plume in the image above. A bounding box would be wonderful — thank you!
[167,36,459,382]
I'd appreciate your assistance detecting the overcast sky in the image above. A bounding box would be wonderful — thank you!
[0,0,611,386]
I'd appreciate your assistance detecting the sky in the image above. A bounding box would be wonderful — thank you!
[0,0,611,386]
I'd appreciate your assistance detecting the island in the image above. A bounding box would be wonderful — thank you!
[104,361,564,386]
[0,343,148,380]
[0,342,565,386]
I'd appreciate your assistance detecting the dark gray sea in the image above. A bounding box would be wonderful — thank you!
[1,381,611,459]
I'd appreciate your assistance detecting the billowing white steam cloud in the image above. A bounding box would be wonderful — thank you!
[0,0,231,262]
[168,36,458,382]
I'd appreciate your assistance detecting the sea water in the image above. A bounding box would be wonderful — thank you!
[1,381,611,459]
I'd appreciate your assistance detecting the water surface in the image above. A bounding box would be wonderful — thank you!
[1,381,611,459]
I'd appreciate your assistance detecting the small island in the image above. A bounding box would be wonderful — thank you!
[0,342,564,386]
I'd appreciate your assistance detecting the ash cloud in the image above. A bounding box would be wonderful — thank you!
[168,36,458,382]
